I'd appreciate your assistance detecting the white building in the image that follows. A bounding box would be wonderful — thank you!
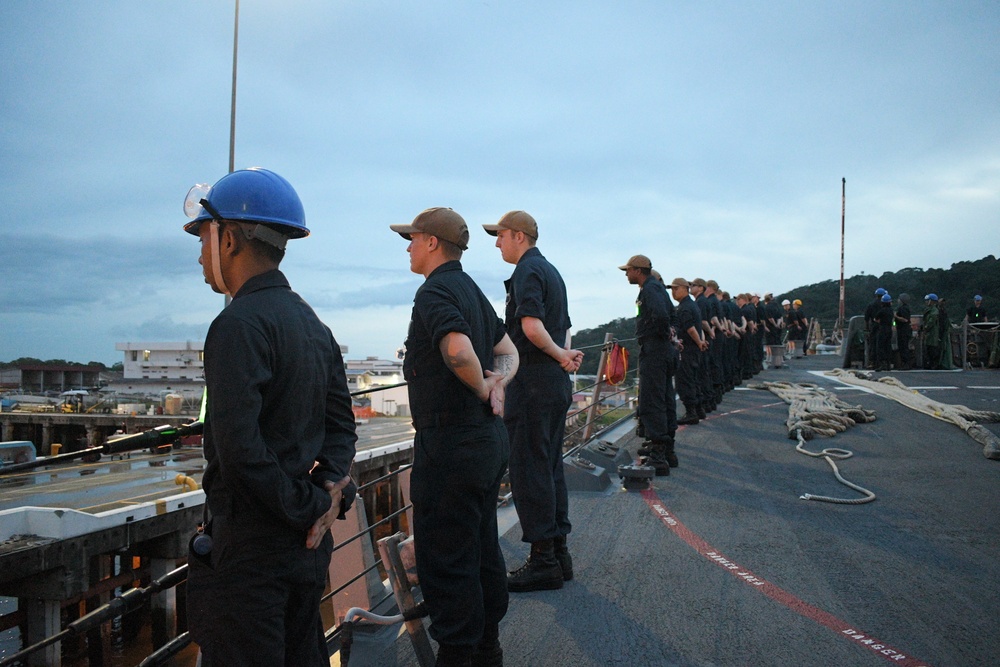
[345,356,409,416]
[115,342,204,380]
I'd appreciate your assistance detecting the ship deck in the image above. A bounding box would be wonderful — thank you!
[368,356,1000,667]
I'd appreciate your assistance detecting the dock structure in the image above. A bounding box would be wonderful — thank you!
[0,412,194,457]
[0,450,203,667]
[0,418,417,666]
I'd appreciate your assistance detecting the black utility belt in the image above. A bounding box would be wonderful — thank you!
[412,404,494,430]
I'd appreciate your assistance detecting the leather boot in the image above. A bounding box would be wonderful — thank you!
[507,540,563,592]
[646,443,670,476]
[664,441,679,468]
[697,404,708,418]
[678,407,699,425]
[553,535,573,581]
[637,440,652,457]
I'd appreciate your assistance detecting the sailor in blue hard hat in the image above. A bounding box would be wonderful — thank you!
[181,167,357,666]
[874,292,894,370]
[967,294,987,324]
[864,289,888,369]
[183,167,309,296]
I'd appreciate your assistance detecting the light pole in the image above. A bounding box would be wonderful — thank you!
[223,0,240,308]
[229,0,240,174]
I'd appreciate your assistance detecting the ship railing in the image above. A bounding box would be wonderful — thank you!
[2,335,639,666]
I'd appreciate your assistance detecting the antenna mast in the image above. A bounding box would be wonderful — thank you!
[837,177,846,341]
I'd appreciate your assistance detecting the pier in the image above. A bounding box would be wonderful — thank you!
[0,412,194,458]
[0,416,417,666]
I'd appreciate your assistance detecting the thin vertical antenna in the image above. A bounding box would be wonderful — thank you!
[837,177,846,340]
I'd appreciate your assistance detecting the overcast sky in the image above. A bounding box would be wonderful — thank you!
[2,1,998,365]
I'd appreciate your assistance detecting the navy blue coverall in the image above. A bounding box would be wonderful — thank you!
[503,247,573,545]
[188,269,357,667]
[404,260,510,652]
[675,295,702,413]
[635,276,678,443]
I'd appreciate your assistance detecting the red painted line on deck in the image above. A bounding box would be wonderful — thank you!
[640,489,931,667]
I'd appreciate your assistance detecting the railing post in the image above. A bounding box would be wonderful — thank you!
[86,554,113,665]
[23,598,60,667]
[962,320,969,369]
[377,533,435,667]
[582,333,613,442]
[149,557,179,650]
[327,494,383,622]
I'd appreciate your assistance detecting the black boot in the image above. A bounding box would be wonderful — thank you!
[697,405,708,419]
[646,443,671,476]
[665,441,679,468]
[507,540,563,592]
[678,407,699,425]
[637,440,652,457]
[553,535,573,581]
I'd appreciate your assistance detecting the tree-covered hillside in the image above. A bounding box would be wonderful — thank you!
[775,255,999,327]
[571,255,999,376]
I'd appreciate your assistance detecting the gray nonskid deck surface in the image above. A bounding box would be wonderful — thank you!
[372,357,1000,666]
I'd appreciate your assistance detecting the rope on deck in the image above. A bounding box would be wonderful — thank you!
[825,369,1000,461]
[749,380,877,504]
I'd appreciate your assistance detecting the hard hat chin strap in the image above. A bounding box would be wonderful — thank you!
[209,221,231,297]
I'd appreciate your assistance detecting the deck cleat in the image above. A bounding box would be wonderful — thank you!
[618,463,654,490]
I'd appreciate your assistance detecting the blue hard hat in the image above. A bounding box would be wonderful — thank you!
[183,168,308,238]
[881,294,892,302]
[875,288,886,296]
[926,293,938,301]
[974,295,982,301]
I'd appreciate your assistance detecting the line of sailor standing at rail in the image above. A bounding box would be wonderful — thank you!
[618,255,808,476]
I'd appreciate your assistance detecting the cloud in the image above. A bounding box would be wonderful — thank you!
[110,316,209,343]
[0,232,194,314]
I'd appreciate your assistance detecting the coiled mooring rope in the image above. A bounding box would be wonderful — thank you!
[825,369,1000,460]
[750,380,877,504]
[793,429,876,504]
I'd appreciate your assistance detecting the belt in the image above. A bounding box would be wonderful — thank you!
[411,403,494,430]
